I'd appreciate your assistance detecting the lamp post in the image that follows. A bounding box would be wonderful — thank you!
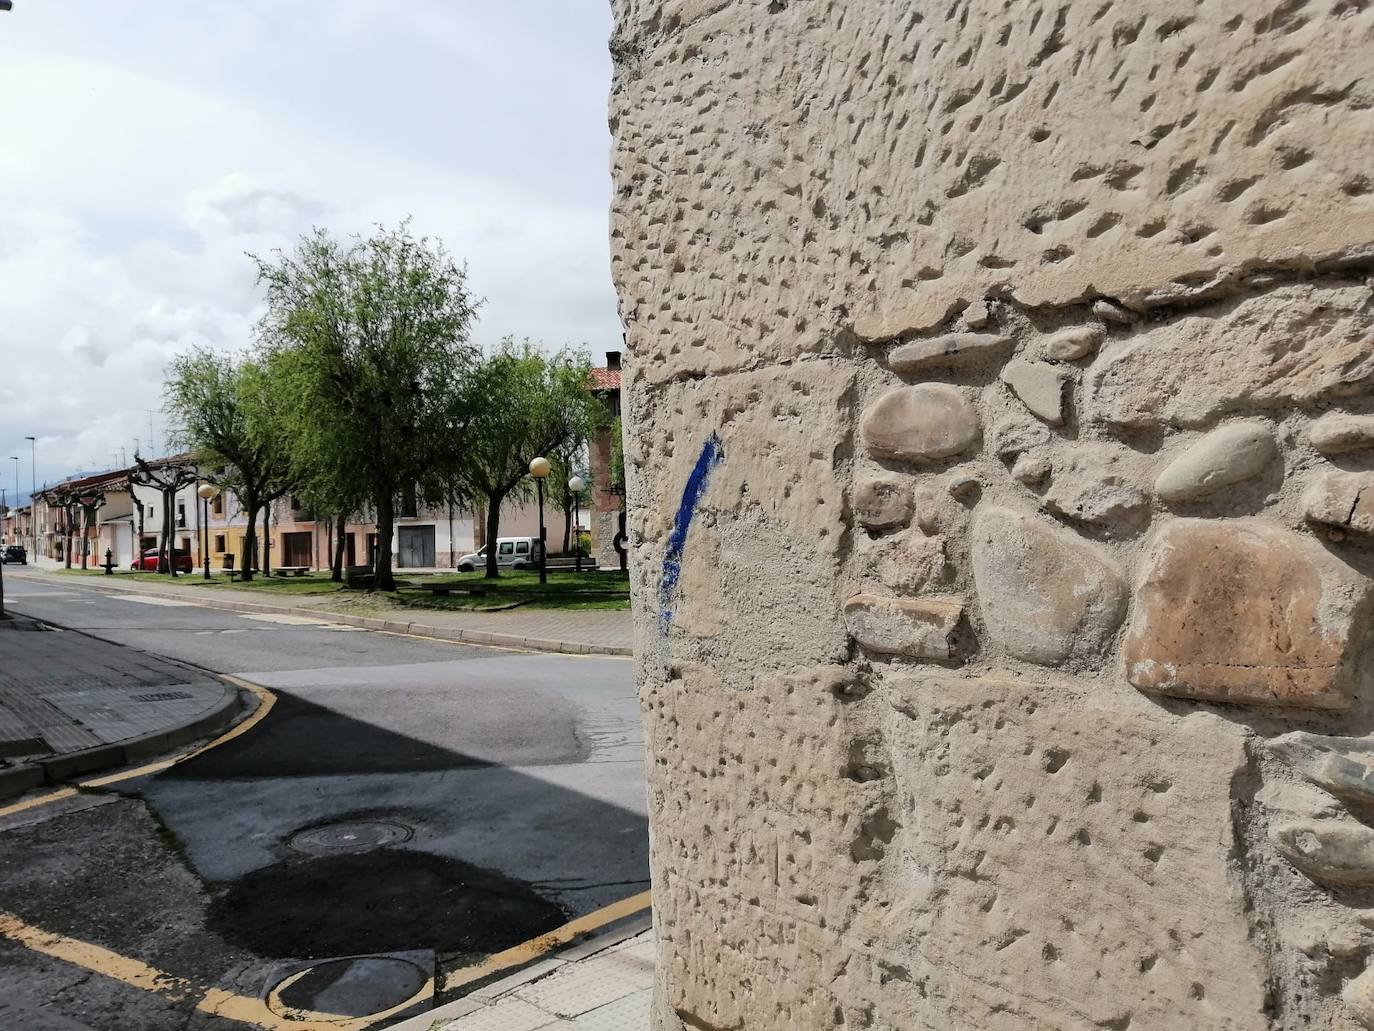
[529,456,551,586]
[567,475,586,573]
[197,483,219,580]
[24,437,35,560]
[8,457,17,547]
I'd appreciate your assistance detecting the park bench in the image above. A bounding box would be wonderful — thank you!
[272,566,310,578]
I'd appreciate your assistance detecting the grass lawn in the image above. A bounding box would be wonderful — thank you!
[51,566,628,610]
[54,567,347,595]
[389,569,631,612]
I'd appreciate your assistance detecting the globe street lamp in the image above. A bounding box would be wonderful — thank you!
[197,482,220,580]
[529,456,551,586]
[567,475,586,573]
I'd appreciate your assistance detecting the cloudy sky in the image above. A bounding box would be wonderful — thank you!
[0,1,620,502]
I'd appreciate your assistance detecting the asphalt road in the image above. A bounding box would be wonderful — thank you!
[0,576,647,1030]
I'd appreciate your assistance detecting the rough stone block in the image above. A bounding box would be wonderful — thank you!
[853,477,912,531]
[888,333,1011,372]
[1125,520,1371,708]
[1304,470,1374,536]
[861,384,979,463]
[842,594,963,659]
[1309,412,1374,455]
[1001,358,1071,426]
[1155,422,1278,502]
[970,506,1127,666]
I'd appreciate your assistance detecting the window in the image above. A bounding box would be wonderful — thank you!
[514,540,530,555]
[498,541,514,557]
[177,504,186,528]
[290,495,301,512]
[214,534,226,552]
[212,494,223,516]
[401,487,418,519]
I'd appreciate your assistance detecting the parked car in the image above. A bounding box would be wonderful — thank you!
[455,537,544,572]
[131,548,193,572]
[1,544,26,565]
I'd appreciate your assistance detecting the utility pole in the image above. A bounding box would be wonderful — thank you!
[25,436,36,560]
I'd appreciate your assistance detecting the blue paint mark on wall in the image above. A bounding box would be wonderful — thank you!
[659,433,724,633]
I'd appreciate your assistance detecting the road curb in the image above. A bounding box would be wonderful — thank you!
[11,573,633,657]
[389,912,654,1031]
[0,680,243,802]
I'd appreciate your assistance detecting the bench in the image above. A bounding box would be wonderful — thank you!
[273,566,310,578]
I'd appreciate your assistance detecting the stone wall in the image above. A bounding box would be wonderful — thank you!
[608,2,1374,1028]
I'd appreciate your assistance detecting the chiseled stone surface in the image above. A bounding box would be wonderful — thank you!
[609,1,1374,1027]
[1304,470,1374,536]
[1126,520,1370,709]
[861,384,980,463]
[971,506,1127,666]
[1155,422,1278,502]
[853,476,912,531]
[1087,284,1374,430]
[1309,412,1374,455]
[843,594,963,659]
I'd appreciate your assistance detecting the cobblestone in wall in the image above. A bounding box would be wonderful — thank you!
[610,2,1374,1028]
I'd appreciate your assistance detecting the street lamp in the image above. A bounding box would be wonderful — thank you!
[529,456,551,586]
[567,475,586,573]
[197,482,219,580]
[24,436,35,560]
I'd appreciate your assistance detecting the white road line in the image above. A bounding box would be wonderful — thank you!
[113,596,197,607]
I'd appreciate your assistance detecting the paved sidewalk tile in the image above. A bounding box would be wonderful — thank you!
[423,931,655,1031]
[0,621,227,763]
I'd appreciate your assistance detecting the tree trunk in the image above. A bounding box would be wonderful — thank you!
[241,503,258,582]
[80,507,89,570]
[374,493,396,591]
[562,504,572,556]
[332,516,347,582]
[161,491,175,576]
[483,491,504,579]
[262,503,272,577]
[64,508,73,569]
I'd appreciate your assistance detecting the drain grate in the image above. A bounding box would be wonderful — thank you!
[131,691,194,702]
[287,819,414,857]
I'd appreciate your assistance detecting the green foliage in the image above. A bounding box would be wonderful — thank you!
[164,347,294,580]
[252,222,481,591]
[458,339,599,576]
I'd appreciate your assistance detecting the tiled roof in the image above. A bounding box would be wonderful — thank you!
[590,367,621,392]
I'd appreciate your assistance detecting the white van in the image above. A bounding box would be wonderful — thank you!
[455,537,544,572]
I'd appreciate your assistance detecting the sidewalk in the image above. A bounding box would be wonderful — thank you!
[12,569,634,657]
[0,615,241,798]
[393,928,655,1031]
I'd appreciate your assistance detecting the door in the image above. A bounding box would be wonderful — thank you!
[344,533,356,566]
[282,531,312,568]
[398,525,436,568]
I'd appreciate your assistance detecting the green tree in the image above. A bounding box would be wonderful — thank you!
[164,348,294,581]
[253,223,480,592]
[459,340,598,578]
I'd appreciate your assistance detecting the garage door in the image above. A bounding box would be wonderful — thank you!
[398,525,436,568]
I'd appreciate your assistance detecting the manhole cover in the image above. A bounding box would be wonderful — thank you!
[265,954,431,1021]
[287,820,413,856]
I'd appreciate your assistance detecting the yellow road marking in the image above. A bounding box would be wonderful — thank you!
[0,910,421,1029]
[441,889,653,991]
[0,675,275,820]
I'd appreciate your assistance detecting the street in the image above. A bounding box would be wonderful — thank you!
[0,575,647,1030]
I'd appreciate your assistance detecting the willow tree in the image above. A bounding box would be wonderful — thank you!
[459,340,598,578]
[164,349,294,581]
[254,223,480,592]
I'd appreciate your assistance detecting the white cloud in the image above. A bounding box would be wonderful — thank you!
[0,1,619,494]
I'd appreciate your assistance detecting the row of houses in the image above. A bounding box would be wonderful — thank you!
[2,355,624,573]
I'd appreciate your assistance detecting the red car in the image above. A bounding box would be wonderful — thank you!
[131,549,193,572]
